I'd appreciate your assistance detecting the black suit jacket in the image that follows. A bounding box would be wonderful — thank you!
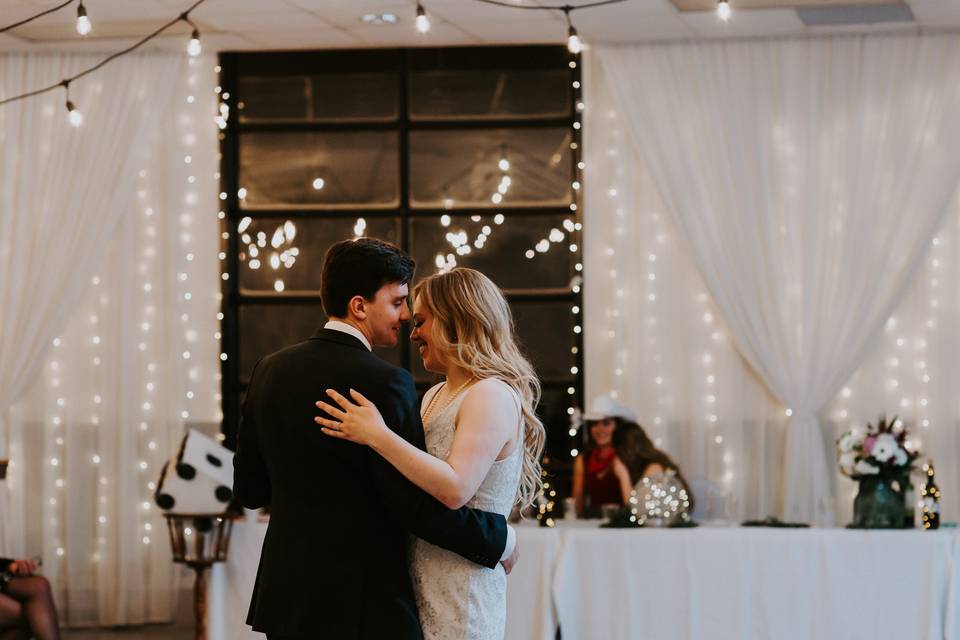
[233,328,508,639]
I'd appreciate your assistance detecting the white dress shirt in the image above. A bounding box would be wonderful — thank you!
[324,319,372,351]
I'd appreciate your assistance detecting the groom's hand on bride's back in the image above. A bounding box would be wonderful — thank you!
[500,539,519,575]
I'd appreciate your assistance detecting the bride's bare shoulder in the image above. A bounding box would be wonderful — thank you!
[462,378,519,414]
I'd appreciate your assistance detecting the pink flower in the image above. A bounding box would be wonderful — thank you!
[863,436,877,454]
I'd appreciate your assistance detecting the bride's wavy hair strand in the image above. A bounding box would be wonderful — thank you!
[413,268,546,509]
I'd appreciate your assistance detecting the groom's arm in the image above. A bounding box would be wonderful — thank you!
[233,360,272,509]
[367,368,509,570]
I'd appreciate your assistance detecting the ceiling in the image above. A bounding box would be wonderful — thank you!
[0,0,958,53]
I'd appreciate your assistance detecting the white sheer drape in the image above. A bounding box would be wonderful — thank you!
[823,203,960,526]
[583,81,787,522]
[585,34,960,523]
[0,53,180,438]
[0,54,220,626]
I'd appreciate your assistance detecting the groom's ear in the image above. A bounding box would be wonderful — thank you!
[346,294,368,320]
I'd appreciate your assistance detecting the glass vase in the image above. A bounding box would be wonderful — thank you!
[851,476,905,529]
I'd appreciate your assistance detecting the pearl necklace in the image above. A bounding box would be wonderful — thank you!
[422,378,474,424]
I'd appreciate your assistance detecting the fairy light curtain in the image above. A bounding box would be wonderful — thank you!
[0,53,220,625]
[583,34,960,524]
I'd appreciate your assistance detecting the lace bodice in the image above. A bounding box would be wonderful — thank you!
[409,379,523,640]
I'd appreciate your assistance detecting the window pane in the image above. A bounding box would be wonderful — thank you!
[409,300,575,382]
[409,69,570,121]
[238,304,400,380]
[237,217,401,292]
[513,301,576,380]
[238,73,399,123]
[538,387,576,462]
[409,213,575,290]
[236,76,308,122]
[409,128,572,208]
[239,304,323,380]
[239,132,400,209]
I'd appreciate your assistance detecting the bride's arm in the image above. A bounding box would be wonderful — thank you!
[318,379,517,509]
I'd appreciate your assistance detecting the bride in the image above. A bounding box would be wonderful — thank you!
[315,267,545,640]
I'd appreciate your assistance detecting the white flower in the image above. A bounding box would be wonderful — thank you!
[871,434,898,463]
[839,452,856,475]
[893,448,908,466]
[855,459,880,475]
[838,433,858,453]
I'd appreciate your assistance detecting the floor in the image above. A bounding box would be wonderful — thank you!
[61,589,194,640]
[63,624,191,640]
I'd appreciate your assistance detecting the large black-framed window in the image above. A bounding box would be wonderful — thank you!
[217,45,584,474]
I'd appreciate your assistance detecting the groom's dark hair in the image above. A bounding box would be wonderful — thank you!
[320,237,416,318]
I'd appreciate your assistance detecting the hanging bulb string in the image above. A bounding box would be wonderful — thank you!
[183,13,203,56]
[76,1,92,36]
[415,3,431,33]
[0,0,74,35]
[468,0,625,50]
[0,0,613,109]
[180,12,200,32]
[0,0,210,108]
[470,0,626,10]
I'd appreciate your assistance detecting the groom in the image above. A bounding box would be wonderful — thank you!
[233,237,517,640]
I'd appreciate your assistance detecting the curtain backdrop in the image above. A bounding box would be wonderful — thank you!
[0,53,220,626]
[585,34,960,523]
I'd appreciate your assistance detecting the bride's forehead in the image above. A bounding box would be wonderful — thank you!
[412,294,428,314]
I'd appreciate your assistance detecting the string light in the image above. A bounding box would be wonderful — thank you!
[564,9,583,55]
[62,81,83,127]
[65,100,83,127]
[717,0,732,21]
[0,0,72,34]
[415,3,431,33]
[186,27,202,57]
[469,0,624,51]
[0,0,211,110]
[76,1,91,36]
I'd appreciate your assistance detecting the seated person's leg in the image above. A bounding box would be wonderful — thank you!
[0,592,27,640]
[3,576,60,640]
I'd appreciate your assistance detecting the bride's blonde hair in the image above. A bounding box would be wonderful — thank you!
[413,268,545,508]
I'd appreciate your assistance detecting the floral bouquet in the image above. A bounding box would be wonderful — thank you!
[836,415,920,479]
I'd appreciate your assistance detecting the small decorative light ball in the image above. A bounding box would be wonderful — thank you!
[631,469,691,527]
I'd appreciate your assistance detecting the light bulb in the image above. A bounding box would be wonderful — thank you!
[717,0,732,21]
[416,4,430,33]
[187,29,202,57]
[76,2,91,35]
[66,100,83,127]
[567,26,583,54]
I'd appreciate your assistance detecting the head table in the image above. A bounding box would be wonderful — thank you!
[208,514,960,639]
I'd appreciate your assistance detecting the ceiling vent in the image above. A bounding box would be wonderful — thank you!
[796,3,914,25]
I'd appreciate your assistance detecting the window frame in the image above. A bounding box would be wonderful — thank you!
[218,46,584,471]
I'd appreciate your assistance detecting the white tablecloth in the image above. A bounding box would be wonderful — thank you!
[211,518,960,640]
[553,527,959,640]
[208,515,558,640]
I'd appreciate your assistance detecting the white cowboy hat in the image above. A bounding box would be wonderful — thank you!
[583,395,636,422]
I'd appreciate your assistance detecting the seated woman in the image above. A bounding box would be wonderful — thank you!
[571,396,637,518]
[0,558,59,640]
[611,422,694,511]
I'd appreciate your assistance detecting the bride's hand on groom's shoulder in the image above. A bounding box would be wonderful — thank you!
[315,388,389,447]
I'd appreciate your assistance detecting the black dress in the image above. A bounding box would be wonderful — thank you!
[0,558,14,592]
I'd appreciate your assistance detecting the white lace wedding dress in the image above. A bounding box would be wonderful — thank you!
[409,380,523,640]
